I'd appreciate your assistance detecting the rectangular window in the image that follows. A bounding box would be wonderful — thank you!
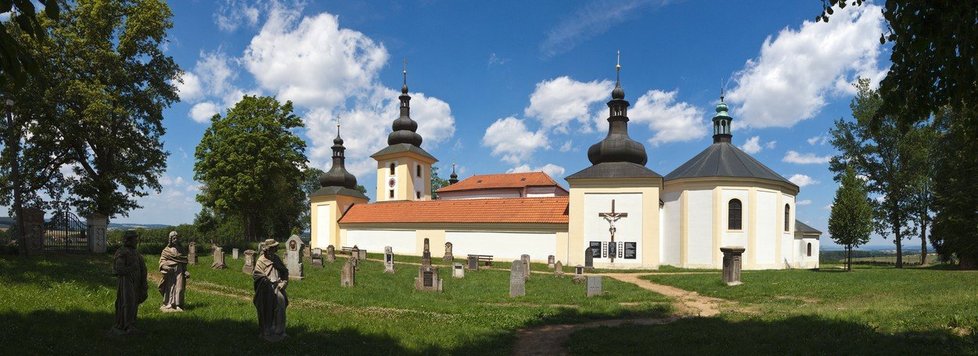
[389,189,394,199]
[417,165,421,177]
[624,242,637,259]
[589,241,602,257]
[416,191,421,199]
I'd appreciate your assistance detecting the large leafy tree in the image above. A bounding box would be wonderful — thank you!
[0,0,59,88]
[830,79,925,268]
[828,166,874,271]
[929,107,978,269]
[430,166,449,199]
[194,96,308,242]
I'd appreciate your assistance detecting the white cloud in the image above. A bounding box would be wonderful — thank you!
[797,199,812,206]
[488,52,509,67]
[628,89,707,145]
[524,76,612,133]
[540,0,668,58]
[559,141,573,152]
[725,4,886,128]
[482,117,549,165]
[741,136,762,154]
[789,174,819,187]
[807,135,829,145]
[215,0,263,32]
[508,163,566,180]
[783,150,832,164]
[189,102,220,123]
[176,72,203,102]
[765,141,777,149]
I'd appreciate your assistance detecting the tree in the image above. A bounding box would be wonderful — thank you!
[430,166,449,199]
[828,166,874,271]
[830,79,922,268]
[929,107,978,269]
[0,0,59,88]
[194,95,308,242]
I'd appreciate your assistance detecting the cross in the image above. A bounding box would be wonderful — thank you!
[598,199,628,261]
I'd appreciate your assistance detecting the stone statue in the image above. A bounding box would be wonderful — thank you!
[253,239,289,342]
[158,231,189,312]
[108,230,148,336]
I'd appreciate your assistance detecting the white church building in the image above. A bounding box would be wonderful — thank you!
[310,64,820,270]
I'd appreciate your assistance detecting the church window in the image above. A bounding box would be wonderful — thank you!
[416,164,421,177]
[784,204,790,232]
[389,189,394,199]
[389,163,396,175]
[416,191,421,199]
[728,199,742,230]
[807,243,812,257]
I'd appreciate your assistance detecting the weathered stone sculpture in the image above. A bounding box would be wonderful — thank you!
[341,258,355,287]
[253,239,289,342]
[285,235,304,280]
[158,231,189,312]
[443,242,454,263]
[384,246,395,274]
[243,250,257,275]
[188,241,197,265]
[554,261,564,276]
[211,242,226,269]
[108,230,148,336]
[721,246,746,286]
[326,245,336,263]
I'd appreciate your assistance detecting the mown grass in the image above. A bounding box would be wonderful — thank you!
[567,265,978,355]
[0,253,669,355]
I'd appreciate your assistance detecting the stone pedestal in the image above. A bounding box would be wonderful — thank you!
[572,265,586,284]
[509,260,526,297]
[326,245,336,263]
[188,242,197,265]
[415,265,443,292]
[443,242,454,263]
[242,250,256,275]
[86,213,107,254]
[21,208,45,256]
[721,246,746,286]
[211,246,226,269]
[384,246,395,274]
[452,263,464,278]
[232,248,239,260]
[341,259,355,287]
[586,276,603,297]
[286,235,304,280]
[311,248,324,268]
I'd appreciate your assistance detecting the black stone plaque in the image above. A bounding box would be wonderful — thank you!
[607,241,617,259]
[423,270,434,287]
[624,242,637,259]
[589,242,601,257]
[385,254,392,263]
[467,255,478,270]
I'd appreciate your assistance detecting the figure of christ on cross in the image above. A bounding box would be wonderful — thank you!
[598,199,628,262]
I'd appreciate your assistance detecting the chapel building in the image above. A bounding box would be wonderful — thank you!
[309,61,820,270]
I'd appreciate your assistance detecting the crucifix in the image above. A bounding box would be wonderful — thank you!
[598,199,628,262]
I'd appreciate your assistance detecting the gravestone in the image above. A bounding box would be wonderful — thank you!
[520,254,531,281]
[452,263,465,278]
[351,245,360,270]
[572,265,585,284]
[187,242,197,265]
[420,238,432,267]
[384,246,395,274]
[443,242,454,263]
[467,255,479,271]
[547,255,555,269]
[584,247,594,272]
[303,245,311,259]
[586,275,603,297]
[554,261,564,276]
[232,248,239,260]
[721,246,746,286]
[21,208,44,256]
[326,245,336,263]
[311,248,324,268]
[286,235,304,280]
[415,265,443,292]
[340,258,355,287]
[211,245,226,269]
[86,213,108,254]
[358,248,367,261]
[242,250,256,275]
[509,260,526,297]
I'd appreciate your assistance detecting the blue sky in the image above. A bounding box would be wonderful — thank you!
[11,1,916,249]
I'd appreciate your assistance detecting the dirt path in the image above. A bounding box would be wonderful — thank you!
[511,273,730,355]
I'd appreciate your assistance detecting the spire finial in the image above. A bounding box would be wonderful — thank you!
[402,58,407,86]
[615,50,621,85]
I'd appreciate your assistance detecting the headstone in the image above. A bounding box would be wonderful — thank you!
[421,238,432,267]
[311,248,324,268]
[586,275,603,297]
[211,245,226,269]
[242,250,256,274]
[554,261,564,276]
[443,242,454,263]
[21,208,44,256]
[415,265,443,292]
[384,246,395,274]
[303,245,311,259]
[547,255,555,269]
[467,255,479,271]
[286,235,304,280]
[584,247,594,271]
[350,245,360,270]
[340,258,355,287]
[187,242,197,265]
[509,260,526,297]
[520,254,531,280]
[452,263,465,278]
[326,245,336,263]
[358,248,367,261]
[86,213,108,254]
[721,246,746,286]
[232,248,240,260]
[572,264,585,284]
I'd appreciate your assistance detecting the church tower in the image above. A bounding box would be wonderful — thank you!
[566,52,663,269]
[310,124,369,249]
[371,61,438,202]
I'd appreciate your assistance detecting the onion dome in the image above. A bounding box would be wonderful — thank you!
[320,124,358,189]
[387,61,423,147]
[448,163,459,185]
[586,51,648,166]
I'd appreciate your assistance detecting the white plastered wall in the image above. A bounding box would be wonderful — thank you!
[345,229,416,253]
[661,191,681,266]
[445,231,557,261]
[755,191,777,266]
[686,190,714,266]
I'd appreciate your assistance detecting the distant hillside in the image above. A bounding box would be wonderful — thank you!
[0,216,170,230]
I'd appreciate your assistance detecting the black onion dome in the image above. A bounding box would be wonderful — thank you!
[320,125,358,189]
[586,61,647,166]
[387,69,423,147]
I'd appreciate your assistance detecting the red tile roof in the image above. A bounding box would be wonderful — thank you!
[437,172,565,193]
[339,197,569,224]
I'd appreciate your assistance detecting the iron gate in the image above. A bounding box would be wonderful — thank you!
[43,209,87,253]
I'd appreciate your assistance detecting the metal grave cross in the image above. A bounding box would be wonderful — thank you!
[598,199,628,262]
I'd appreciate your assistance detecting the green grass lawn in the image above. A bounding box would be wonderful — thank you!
[0,253,669,355]
[568,265,978,355]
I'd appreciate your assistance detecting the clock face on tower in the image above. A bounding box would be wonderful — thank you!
[388,177,396,188]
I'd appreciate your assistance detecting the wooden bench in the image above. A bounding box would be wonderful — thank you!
[341,246,367,259]
[467,254,494,267]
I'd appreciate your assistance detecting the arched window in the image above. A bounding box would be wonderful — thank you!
[807,243,812,257]
[416,164,421,177]
[728,199,742,230]
[389,163,395,175]
[784,204,790,232]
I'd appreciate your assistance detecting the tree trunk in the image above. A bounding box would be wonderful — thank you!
[960,255,977,270]
[894,216,903,268]
[920,214,928,265]
[5,107,27,256]
[846,244,852,271]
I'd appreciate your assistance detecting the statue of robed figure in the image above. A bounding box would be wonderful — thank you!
[109,230,148,336]
[253,238,289,342]
[158,231,189,312]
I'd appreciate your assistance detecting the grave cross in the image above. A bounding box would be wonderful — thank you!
[598,199,628,262]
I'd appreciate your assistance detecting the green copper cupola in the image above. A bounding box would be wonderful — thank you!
[712,96,733,143]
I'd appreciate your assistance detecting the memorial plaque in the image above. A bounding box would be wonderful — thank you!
[547,255,555,269]
[554,261,564,276]
[575,265,584,275]
[443,242,454,263]
[721,246,746,286]
[211,245,226,269]
[423,270,433,287]
[415,265,442,292]
[624,242,637,259]
[606,242,615,259]
[341,259,355,287]
[467,255,479,271]
[589,242,602,257]
[586,276,603,297]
